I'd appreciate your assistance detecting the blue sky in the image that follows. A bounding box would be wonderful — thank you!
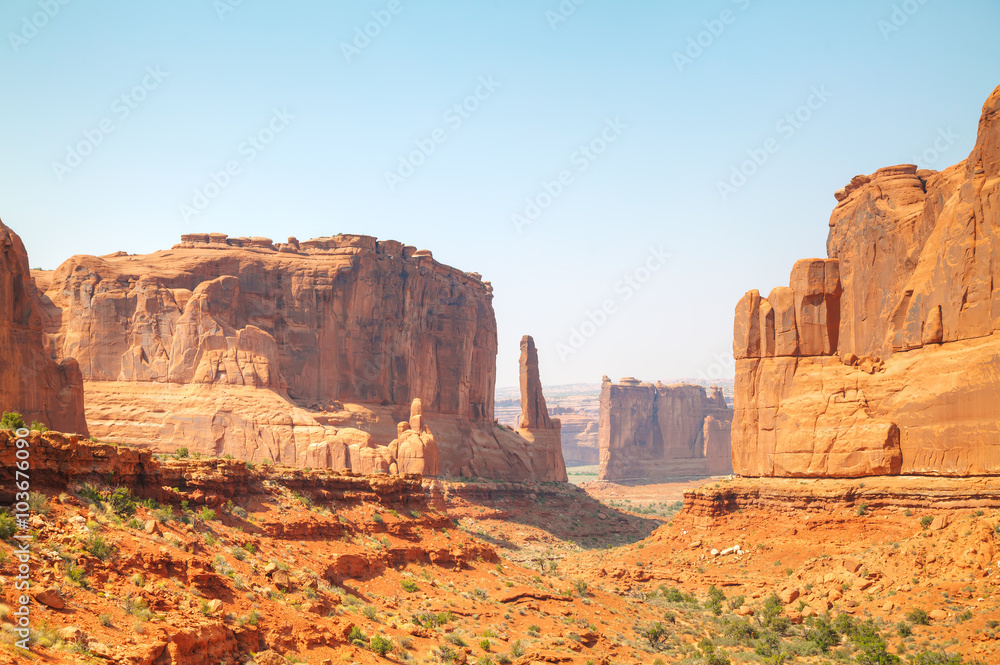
[1,0,997,388]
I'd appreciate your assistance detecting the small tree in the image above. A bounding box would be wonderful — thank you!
[0,412,25,430]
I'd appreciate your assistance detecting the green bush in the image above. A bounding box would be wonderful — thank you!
[85,535,113,561]
[850,620,900,665]
[804,616,840,652]
[0,512,17,540]
[348,625,369,647]
[198,507,217,521]
[78,484,103,506]
[906,608,931,625]
[479,638,491,652]
[920,515,934,529]
[370,635,392,656]
[108,487,136,517]
[175,447,189,458]
[0,412,25,430]
[401,579,419,593]
[642,621,669,648]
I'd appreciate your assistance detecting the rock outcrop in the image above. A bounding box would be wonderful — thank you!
[732,84,1000,477]
[0,220,87,434]
[597,376,733,481]
[514,336,567,482]
[34,233,562,481]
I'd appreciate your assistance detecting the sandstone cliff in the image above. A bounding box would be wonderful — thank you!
[35,233,562,481]
[0,220,87,434]
[597,376,733,481]
[732,84,1000,477]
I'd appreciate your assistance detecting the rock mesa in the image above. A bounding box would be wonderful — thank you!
[598,376,733,481]
[34,233,563,481]
[733,84,1000,477]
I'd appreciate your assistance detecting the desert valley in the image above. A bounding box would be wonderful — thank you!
[0,80,998,665]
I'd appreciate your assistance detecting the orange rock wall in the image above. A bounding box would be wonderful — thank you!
[0,221,87,435]
[732,84,1000,477]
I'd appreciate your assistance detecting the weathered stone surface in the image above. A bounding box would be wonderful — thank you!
[34,234,562,481]
[733,85,1000,477]
[0,220,87,435]
[518,336,552,430]
[514,335,567,482]
[598,378,733,481]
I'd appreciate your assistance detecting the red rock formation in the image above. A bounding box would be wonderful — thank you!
[0,220,87,434]
[732,84,1000,477]
[514,335,567,482]
[597,376,733,481]
[34,234,561,481]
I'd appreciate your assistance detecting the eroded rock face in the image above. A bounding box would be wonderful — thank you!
[35,234,561,481]
[0,220,87,434]
[732,84,1000,477]
[597,377,733,481]
[514,335,567,482]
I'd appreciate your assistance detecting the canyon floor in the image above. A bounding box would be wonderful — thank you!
[1,454,997,665]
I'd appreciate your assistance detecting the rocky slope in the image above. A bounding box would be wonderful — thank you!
[733,84,1000,477]
[597,377,732,481]
[33,233,563,481]
[0,220,87,435]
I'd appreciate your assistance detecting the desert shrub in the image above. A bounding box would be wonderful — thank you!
[573,579,589,597]
[84,535,112,560]
[642,621,669,649]
[907,650,965,665]
[78,483,103,505]
[108,487,136,517]
[0,512,17,540]
[480,638,491,651]
[659,585,697,603]
[850,620,899,665]
[401,579,419,593]
[198,507,217,521]
[370,635,393,656]
[98,613,113,627]
[920,515,934,529]
[704,585,726,615]
[906,608,931,625]
[28,492,51,515]
[349,625,369,647]
[896,621,912,637]
[510,640,525,657]
[0,412,25,429]
[804,616,840,652]
[175,447,189,458]
[447,633,468,647]
[372,513,383,523]
[858,503,869,516]
[723,617,757,644]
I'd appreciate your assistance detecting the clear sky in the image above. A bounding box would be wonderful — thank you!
[1,1,997,388]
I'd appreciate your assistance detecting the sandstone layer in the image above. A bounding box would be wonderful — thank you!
[0,220,87,434]
[733,84,1000,477]
[35,233,563,481]
[597,376,733,481]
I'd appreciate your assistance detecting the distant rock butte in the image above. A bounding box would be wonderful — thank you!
[733,83,1000,477]
[0,220,86,434]
[33,232,563,481]
[597,376,733,481]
